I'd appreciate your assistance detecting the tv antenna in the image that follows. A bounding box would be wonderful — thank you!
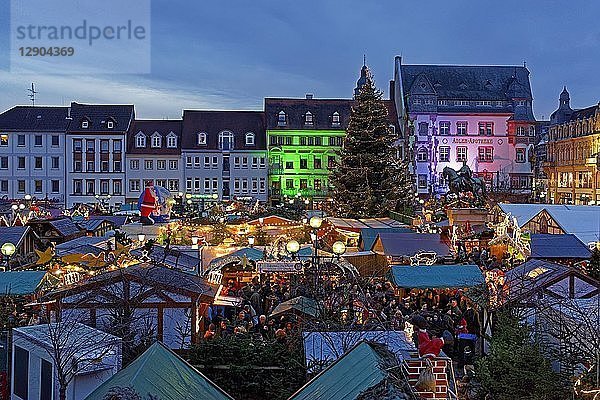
[27,83,37,106]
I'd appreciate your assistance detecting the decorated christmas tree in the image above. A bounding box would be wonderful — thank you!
[329,68,413,218]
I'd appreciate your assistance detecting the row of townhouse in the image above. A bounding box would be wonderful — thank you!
[0,58,543,209]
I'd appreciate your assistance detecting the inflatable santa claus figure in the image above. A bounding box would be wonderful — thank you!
[139,182,158,225]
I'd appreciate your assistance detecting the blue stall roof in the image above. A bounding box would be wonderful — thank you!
[0,271,47,296]
[389,264,484,289]
[358,227,414,251]
[530,234,591,259]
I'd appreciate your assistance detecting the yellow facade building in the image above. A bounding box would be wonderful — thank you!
[544,88,600,204]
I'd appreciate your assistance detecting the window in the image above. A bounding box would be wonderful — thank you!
[456,100,469,106]
[330,136,343,146]
[307,137,314,146]
[439,146,450,162]
[86,161,94,172]
[259,178,266,192]
[166,132,177,148]
[285,161,294,169]
[332,112,340,127]
[300,158,308,169]
[278,111,287,126]
[100,139,109,153]
[151,132,162,148]
[300,179,308,189]
[315,137,322,146]
[418,174,428,188]
[0,180,7,192]
[529,126,535,136]
[517,126,526,136]
[130,159,139,170]
[17,180,25,193]
[241,179,248,191]
[114,161,122,172]
[145,160,153,170]
[286,179,294,189]
[74,179,82,194]
[413,98,422,105]
[212,156,218,167]
[35,157,43,169]
[285,136,293,145]
[457,121,468,135]
[200,156,208,168]
[129,180,140,192]
[516,148,526,163]
[17,135,25,146]
[418,122,429,136]
[212,178,218,190]
[81,120,89,128]
[86,140,95,153]
[34,135,42,146]
[73,160,82,172]
[251,178,258,192]
[478,146,494,162]
[73,139,82,152]
[438,100,448,106]
[197,132,207,145]
[424,99,434,105]
[18,157,25,169]
[251,157,258,168]
[478,122,493,136]
[14,346,29,399]
[457,146,468,162]
[219,131,234,150]
[517,100,526,106]
[439,121,450,135]
[107,120,114,129]
[86,180,95,195]
[184,178,192,191]
[169,160,178,170]
[101,161,109,172]
[51,156,59,169]
[0,157,7,169]
[157,160,166,170]
[113,139,122,153]
[314,179,322,191]
[305,111,313,125]
[113,180,122,195]
[0,135,8,146]
[300,137,307,146]
[314,157,322,169]
[328,156,336,168]
[34,180,42,193]
[168,180,179,191]
[135,132,146,148]
[260,157,266,168]
[100,179,109,194]
[417,147,428,162]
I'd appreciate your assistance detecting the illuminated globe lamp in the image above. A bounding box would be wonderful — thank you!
[286,240,300,256]
[24,194,32,201]
[11,204,18,211]
[309,216,323,229]
[332,241,346,257]
[212,193,219,200]
[18,204,25,210]
[1,242,16,271]
[248,236,255,248]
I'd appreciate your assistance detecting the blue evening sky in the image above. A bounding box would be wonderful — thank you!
[0,0,598,119]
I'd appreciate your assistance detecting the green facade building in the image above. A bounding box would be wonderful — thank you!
[264,97,352,204]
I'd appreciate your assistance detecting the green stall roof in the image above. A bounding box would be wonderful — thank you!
[0,271,47,296]
[389,264,484,289]
[289,341,396,400]
[85,341,233,400]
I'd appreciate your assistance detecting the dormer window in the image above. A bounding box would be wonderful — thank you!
[197,132,207,145]
[107,120,114,129]
[166,131,177,148]
[135,132,146,148]
[151,132,162,148]
[81,120,89,129]
[219,131,234,150]
[278,111,287,127]
[332,112,340,127]
[305,111,313,125]
[245,132,255,145]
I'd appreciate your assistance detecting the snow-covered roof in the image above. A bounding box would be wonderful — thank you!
[543,206,600,245]
[497,203,547,227]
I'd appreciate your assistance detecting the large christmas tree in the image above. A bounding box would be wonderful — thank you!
[329,69,413,218]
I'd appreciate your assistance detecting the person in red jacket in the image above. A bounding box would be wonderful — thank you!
[417,328,446,358]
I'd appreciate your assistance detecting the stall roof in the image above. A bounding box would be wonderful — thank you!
[389,264,484,288]
[530,234,591,259]
[0,226,31,248]
[504,259,570,303]
[290,341,405,400]
[543,206,600,245]
[497,203,547,227]
[86,341,233,400]
[358,227,414,251]
[271,296,319,318]
[327,217,407,232]
[0,271,47,296]
[372,232,451,257]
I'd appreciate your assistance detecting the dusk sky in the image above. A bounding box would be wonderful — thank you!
[0,0,598,120]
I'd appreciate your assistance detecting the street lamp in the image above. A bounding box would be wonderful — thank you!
[248,236,255,247]
[332,241,346,257]
[212,193,218,199]
[309,216,323,229]
[11,204,17,211]
[18,204,25,210]
[1,242,16,271]
[286,240,300,257]
[24,194,31,201]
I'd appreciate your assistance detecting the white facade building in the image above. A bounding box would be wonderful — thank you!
[0,106,70,205]
[393,57,536,195]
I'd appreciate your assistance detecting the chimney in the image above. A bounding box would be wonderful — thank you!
[305,93,314,100]
[66,107,72,119]
[389,80,395,101]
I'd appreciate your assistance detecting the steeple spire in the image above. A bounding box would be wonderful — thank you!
[354,56,370,97]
